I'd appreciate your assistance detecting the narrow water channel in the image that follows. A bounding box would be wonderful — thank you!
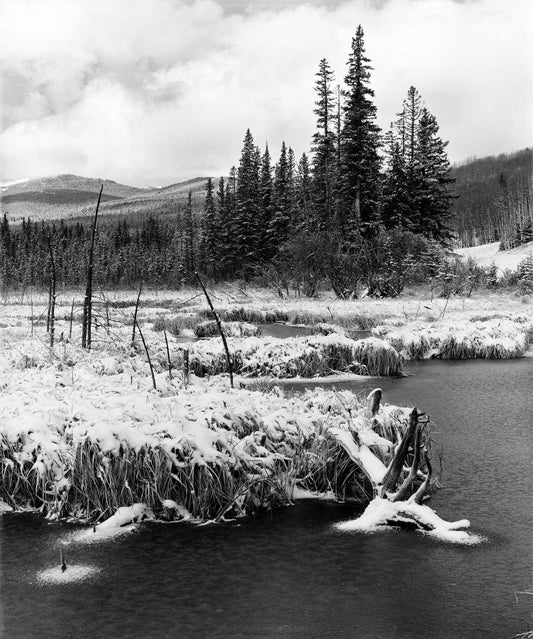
[1,358,532,639]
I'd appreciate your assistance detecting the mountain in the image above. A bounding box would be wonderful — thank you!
[0,174,214,223]
[452,148,533,248]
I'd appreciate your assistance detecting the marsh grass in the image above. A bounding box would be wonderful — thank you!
[151,314,197,335]
[194,320,261,338]
[188,335,402,379]
[1,387,414,523]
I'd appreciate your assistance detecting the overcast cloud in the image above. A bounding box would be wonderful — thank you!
[0,0,532,186]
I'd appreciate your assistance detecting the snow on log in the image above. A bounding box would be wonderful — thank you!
[335,497,481,545]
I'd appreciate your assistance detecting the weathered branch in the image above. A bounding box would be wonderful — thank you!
[381,407,418,494]
[366,388,382,418]
[413,450,432,504]
[391,422,422,502]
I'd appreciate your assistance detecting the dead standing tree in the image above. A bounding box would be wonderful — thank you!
[82,185,103,350]
[195,272,234,388]
[46,236,57,347]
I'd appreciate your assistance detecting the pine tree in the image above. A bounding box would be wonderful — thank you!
[183,190,195,276]
[311,58,337,232]
[258,144,273,259]
[382,142,413,230]
[233,130,262,275]
[200,177,218,277]
[411,107,455,241]
[339,25,382,236]
[267,142,294,257]
[384,87,455,242]
[295,153,313,230]
[220,166,237,276]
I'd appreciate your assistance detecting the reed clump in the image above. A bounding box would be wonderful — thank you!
[194,320,261,339]
[188,335,403,379]
[374,318,530,361]
[0,385,415,523]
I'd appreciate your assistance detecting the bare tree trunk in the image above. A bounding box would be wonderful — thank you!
[195,272,234,388]
[164,329,172,379]
[82,185,103,349]
[69,298,74,340]
[47,237,57,348]
[135,319,157,390]
[131,282,143,344]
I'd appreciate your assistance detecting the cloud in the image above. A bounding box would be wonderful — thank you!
[1,0,532,185]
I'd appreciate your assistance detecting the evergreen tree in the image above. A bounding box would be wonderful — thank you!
[258,144,273,259]
[234,129,261,275]
[311,58,337,231]
[411,107,455,241]
[267,142,293,256]
[183,190,195,276]
[339,25,382,236]
[381,142,412,230]
[384,87,455,242]
[200,177,218,277]
[295,153,313,230]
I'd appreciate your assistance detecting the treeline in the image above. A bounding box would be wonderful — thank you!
[0,204,201,289]
[200,26,454,296]
[0,26,456,297]
[453,148,533,248]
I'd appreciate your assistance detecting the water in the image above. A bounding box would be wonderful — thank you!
[2,358,532,638]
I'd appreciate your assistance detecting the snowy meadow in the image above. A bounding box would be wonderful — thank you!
[1,287,531,539]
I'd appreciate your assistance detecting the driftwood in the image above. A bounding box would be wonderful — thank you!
[333,388,471,539]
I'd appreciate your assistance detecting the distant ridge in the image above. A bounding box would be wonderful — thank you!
[0,174,220,223]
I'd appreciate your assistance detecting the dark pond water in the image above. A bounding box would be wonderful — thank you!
[2,358,532,639]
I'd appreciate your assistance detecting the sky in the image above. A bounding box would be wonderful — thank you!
[0,0,532,187]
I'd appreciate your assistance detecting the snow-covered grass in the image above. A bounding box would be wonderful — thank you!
[188,334,402,378]
[0,294,486,542]
[194,320,261,338]
[373,317,532,361]
[0,329,409,522]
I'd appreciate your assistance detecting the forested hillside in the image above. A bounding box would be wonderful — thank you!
[0,174,209,223]
[453,148,532,248]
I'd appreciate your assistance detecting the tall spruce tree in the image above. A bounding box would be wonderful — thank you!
[234,130,261,275]
[266,142,294,257]
[383,87,454,242]
[382,142,413,230]
[412,107,455,241]
[339,25,382,236]
[295,153,313,230]
[200,177,218,277]
[258,144,273,260]
[311,58,337,232]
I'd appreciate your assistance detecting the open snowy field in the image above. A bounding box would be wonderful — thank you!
[455,240,533,274]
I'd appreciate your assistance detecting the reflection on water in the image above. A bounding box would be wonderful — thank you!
[1,358,532,639]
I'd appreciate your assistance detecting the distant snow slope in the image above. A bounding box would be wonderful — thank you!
[456,241,533,273]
